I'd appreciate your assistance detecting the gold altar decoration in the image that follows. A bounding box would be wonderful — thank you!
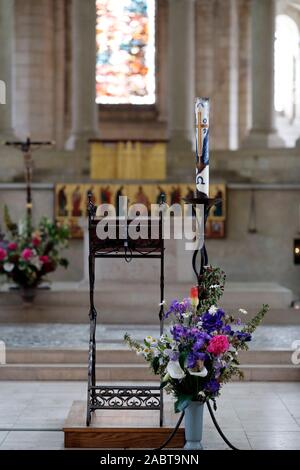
[90,140,167,180]
[55,183,226,239]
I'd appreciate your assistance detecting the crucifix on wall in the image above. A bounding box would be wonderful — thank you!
[5,137,53,221]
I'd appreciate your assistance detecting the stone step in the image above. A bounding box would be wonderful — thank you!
[0,305,298,325]
[0,281,294,324]
[241,365,300,381]
[0,362,299,381]
[6,348,142,364]
[5,348,295,365]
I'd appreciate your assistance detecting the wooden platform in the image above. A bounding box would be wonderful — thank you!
[64,401,185,449]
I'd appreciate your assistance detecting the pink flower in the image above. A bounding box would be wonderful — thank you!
[32,236,41,247]
[21,248,33,260]
[207,335,230,356]
[39,255,50,264]
[7,242,17,251]
[0,247,7,261]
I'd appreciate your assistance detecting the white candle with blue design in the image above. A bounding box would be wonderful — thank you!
[195,97,209,197]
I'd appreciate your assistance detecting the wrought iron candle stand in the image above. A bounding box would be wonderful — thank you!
[181,191,239,451]
[86,193,165,427]
[184,191,221,287]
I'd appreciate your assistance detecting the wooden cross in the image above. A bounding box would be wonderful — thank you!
[5,137,53,219]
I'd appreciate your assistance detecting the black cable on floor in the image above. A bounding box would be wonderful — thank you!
[154,411,185,451]
[206,400,240,451]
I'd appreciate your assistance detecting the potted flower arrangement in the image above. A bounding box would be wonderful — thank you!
[0,206,69,302]
[125,266,268,449]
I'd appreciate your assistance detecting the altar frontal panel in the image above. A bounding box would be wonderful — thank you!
[55,183,226,239]
[90,141,167,180]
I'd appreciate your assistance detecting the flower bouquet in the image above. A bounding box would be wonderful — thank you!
[125,266,268,448]
[0,206,69,300]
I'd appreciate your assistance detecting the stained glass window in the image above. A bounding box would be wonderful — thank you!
[95,0,155,105]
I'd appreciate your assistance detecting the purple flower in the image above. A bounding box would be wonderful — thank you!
[182,297,192,310]
[234,331,252,342]
[205,379,220,394]
[192,339,205,351]
[171,324,187,341]
[187,351,206,369]
[221,324,233,335]
[170,351,179,361]
[191,332,210,351]
[165,299,191,319]
[202,309,225,333]
[164,300,180,318]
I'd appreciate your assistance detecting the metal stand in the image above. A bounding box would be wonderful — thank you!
[184,191,221,287]
[183,191,239,451]
[86,193,165,427]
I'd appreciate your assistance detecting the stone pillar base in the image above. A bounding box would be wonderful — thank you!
[242,130,286,149]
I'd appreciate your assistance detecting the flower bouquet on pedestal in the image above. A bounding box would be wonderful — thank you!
[125,266,268,450]
[0,206,69,302]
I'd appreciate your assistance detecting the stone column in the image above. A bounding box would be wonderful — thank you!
[0,0,15,139]
[167,0,195,178]
[66,0,100,150]
[238,0,251,144]
[243,0,285,148]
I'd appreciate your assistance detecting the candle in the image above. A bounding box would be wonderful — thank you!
[195,97,209,197]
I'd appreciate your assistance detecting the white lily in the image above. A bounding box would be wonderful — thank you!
[167,360,185,379]
[188,366,208,377]
[163,372,170,382]
[3,262,14,273]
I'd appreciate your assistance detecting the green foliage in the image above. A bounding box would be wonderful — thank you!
[174,394,193,413]
[124,333,142,353]
[242,304,269,334]
[3,205,18,236]
[197,265,226,313]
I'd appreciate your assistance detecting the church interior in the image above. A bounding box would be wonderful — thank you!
[0,0,300,452]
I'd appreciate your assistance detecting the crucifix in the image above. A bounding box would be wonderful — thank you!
[5,137,53,220]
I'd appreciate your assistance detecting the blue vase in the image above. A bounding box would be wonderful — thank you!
[184,401,204,450]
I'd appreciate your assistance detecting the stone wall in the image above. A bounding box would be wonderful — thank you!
[10,0,253,148]
[1,184,299,297]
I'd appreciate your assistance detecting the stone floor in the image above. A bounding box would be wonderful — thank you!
[0,323,299,349]
[0,381,300,449]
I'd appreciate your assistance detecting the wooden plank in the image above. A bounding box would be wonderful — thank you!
[64,401,185,449]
